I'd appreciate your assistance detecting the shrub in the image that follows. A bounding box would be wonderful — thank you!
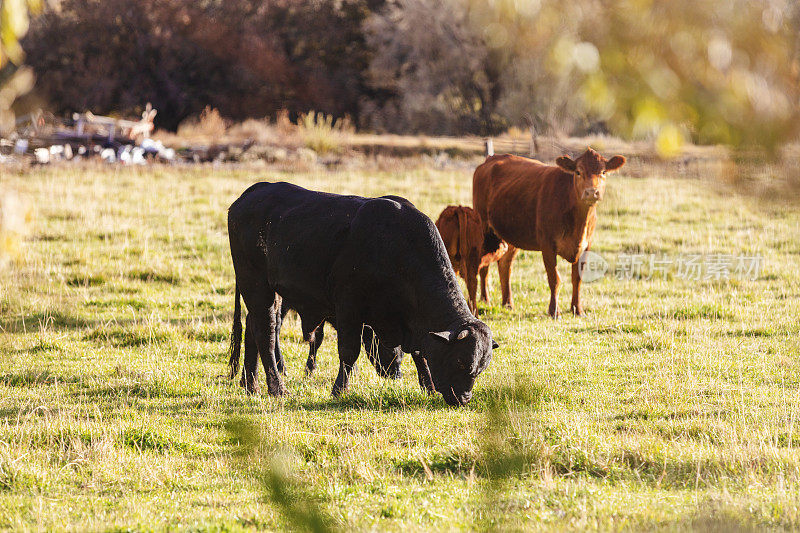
[298,111,352,155]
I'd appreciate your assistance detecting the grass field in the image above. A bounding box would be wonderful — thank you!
[1,158,800,531]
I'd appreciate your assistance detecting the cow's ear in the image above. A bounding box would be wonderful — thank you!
[556,156,576,172]
[605,155,626,172]
[492,339,500,349]
[430,331,452,342]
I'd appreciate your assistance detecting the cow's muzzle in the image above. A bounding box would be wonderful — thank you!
[582,187,602,204]
[441,388,473,407]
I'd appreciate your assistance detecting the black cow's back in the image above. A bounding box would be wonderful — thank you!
[229,182,364,318]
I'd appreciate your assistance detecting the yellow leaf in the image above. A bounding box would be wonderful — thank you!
[656,124,685,158]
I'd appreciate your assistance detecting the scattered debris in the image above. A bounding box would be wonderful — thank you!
[0,104,174,165]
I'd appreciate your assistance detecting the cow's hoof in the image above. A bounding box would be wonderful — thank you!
[548,310,561,320]
[571,306,584,317]
[265,376,287,396]
[239,376,259,394]
[331,387,346,397]
[502,302,513,310]
[304,366,315,377]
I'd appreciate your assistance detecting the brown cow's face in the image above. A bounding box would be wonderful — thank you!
[556,149,626,207]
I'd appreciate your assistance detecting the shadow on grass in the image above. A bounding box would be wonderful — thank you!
[1,308,232,336]
[0,369,85,387]
[84,383,204,400]
[221,366,572,414]
[126,269,183,285]
[0,311,91,333]
[120,427,195,453]
[611,408,728,422]
[723,327,779,338]
[82,326,176,347]
[393,449,477,478]
[290,388,442,412]
[576,324,646,335]
[642,303,734,321]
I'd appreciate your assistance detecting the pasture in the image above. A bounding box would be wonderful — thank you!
[1,158,799,531]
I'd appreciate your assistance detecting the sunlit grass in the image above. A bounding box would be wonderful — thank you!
[0,160,799,530]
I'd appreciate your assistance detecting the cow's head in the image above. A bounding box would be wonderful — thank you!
[556,148,626,206]
[424,320,497,406]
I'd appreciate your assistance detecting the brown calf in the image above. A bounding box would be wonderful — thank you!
[435,205,506,315]
[473,148,625,318]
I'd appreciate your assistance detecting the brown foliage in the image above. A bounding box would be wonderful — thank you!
[23,0,378,130]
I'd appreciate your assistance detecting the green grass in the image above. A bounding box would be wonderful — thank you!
[1,160,799,531]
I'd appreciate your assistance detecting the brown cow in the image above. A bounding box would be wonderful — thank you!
[473,148,626,318]
[435,205,507,316]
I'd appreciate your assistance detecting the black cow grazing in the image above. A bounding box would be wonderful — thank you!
[273,300,404,379]
[227,182,497,406]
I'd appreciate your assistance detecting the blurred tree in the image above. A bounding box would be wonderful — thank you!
[464,0,587,136]
[363,0,505,135]
[0,0,41,67]
[567,0,800,154]
[1,0,39,268]
[467,0,800,154]
[14,0,800,149]
[23,0,381,130]
[0,0,41,132]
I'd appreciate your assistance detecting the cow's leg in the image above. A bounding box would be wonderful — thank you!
[412,352,435,394]
[240,314,259,393]
[571,261,584,316]
[362,326,402,379]
[479,264,489,302]
[249,296,286,396]
[273,305,285,374]
[498,244,518,309]
[542,247,561,319]
[332,322,361,396]
[305,323,324,376]
[362,325,380,375]
[466,258,479,316]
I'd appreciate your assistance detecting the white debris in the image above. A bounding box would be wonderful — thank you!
[118,145,132,164]
[34,148,50,164]
[141,138,175,161]
[159,147,175,161]
[100,147,116,163]
[49,145,64,160]
[131,146,146,165]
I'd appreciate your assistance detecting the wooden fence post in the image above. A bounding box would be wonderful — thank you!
[485,138,494,157]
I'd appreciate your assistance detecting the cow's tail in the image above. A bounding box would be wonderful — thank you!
[229,282,242,380]
[479,225,508,269]
[482,225,502,257]
[457,207,469,272]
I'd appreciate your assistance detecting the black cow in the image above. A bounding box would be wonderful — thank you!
[227,182,497,406]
